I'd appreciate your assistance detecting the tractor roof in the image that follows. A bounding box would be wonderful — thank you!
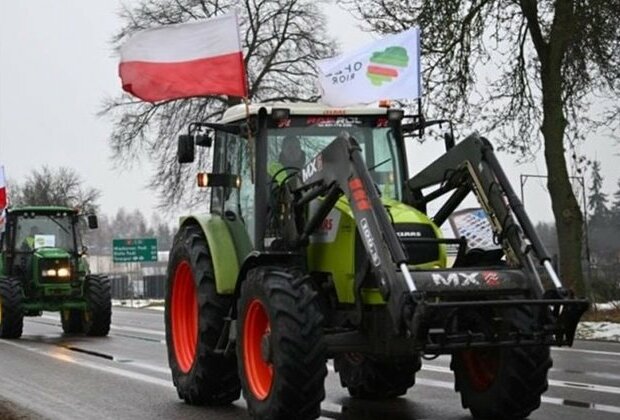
[221,102,391,124]
[7,206,78,215]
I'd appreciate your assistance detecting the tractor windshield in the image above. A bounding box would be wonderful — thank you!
[14,214,77,252]
[267,115,405,200]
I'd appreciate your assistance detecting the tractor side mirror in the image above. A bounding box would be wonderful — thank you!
[87,214,98,229]
[178,134,195,163]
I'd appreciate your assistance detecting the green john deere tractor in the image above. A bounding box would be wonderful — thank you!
[0,206,111,338]
[165,103,588,419]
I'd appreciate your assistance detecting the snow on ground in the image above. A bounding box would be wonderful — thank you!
[112,299,164,310]
[576,322,620,342]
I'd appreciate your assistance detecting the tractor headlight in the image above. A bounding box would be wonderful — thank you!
[57,267,70,277]
[42,269,57,277]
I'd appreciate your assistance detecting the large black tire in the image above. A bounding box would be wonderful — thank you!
[237,266,327,420]
[0,276,24,339]
[61,309,85,334]
[450,307,552,419]
[335,353,421,399]
[84,274,112,336]
[165,224,240,406]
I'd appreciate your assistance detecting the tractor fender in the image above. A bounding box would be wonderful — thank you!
[179,213,252,295]
[232,251,305,317]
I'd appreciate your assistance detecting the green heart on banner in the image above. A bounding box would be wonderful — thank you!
[366,46,410,86]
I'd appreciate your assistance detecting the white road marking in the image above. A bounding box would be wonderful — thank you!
[38,314,165,337]
[553,347,620,358]
[0,339,172,388]
[421,364,620,395]
[415,377,620,415]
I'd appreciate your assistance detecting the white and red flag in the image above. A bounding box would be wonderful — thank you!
[119,13,248,102]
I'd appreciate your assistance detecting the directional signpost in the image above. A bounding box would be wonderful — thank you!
[113,238,158,263]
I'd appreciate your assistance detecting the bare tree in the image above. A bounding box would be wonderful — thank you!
[343,0,620,296]
[100,0,336,211]
[9,166,101,213]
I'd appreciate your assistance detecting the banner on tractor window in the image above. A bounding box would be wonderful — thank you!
[317,27,422,107]
[119,13,248,102]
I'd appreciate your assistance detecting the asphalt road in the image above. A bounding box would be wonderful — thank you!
[1,307,619,420]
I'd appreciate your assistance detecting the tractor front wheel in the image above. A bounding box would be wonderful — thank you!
[165,224,240,405]
[61,309,85,334]
[451,307,552,419]
[84,275,112,336]
[237,266,327,420]
[0,276,24,339]
[335,353,421,399]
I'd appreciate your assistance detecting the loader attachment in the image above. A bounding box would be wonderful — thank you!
[282,130,587,350]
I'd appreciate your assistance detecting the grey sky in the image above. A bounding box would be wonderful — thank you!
[1,1,618,224]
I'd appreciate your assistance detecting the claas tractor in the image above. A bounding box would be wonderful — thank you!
[0,206,111,338]
[165,103,588,419]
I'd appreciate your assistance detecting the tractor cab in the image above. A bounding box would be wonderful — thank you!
[178,104,445,302]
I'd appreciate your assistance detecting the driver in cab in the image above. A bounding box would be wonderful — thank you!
[269,135,306,184]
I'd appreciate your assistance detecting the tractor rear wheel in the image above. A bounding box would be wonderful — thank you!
[165,224,240,406]
[61,309,85,334]
[83,274,112,336]
[450,306,552,419]
[335,353,421,399]
[237,266,327,420]
[0,276,24,339]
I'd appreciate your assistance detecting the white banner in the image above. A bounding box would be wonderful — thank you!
[317,27,422,107]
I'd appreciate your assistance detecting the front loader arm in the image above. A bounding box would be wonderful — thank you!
[407,134,564,297]
[293,132,418,332]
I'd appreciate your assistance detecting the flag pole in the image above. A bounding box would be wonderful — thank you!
[243,97,255,183]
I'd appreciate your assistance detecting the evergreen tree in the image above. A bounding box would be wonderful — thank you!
[587,160,608,222]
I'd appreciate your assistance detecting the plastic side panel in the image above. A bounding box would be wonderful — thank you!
[307,200,356,304]
[185,214,239,295]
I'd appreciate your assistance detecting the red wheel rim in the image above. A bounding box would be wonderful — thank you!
[461,349,500,392]
[243,299,273,400]
[171,261,198,373]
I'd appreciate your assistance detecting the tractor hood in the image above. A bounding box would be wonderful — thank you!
[335,196,440,228]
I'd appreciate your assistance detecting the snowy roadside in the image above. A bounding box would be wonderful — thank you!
[112,299,164,311]
[575,322,620,342]
[111,300,620,342]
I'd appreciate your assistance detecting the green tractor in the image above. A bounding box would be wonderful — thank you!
[0,206,111,338]
[165,103,588,419]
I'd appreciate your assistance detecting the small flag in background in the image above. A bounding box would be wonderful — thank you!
[119,13,248,102]
[0,165,6,210]
[317,27,422,107]
[0,165,6,232]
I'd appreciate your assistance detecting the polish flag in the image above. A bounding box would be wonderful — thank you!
[119,13,248,102]
[0,165,6,210]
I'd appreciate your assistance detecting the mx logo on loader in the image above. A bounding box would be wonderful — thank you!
[432,272,480,287]
[302,154,323,182]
